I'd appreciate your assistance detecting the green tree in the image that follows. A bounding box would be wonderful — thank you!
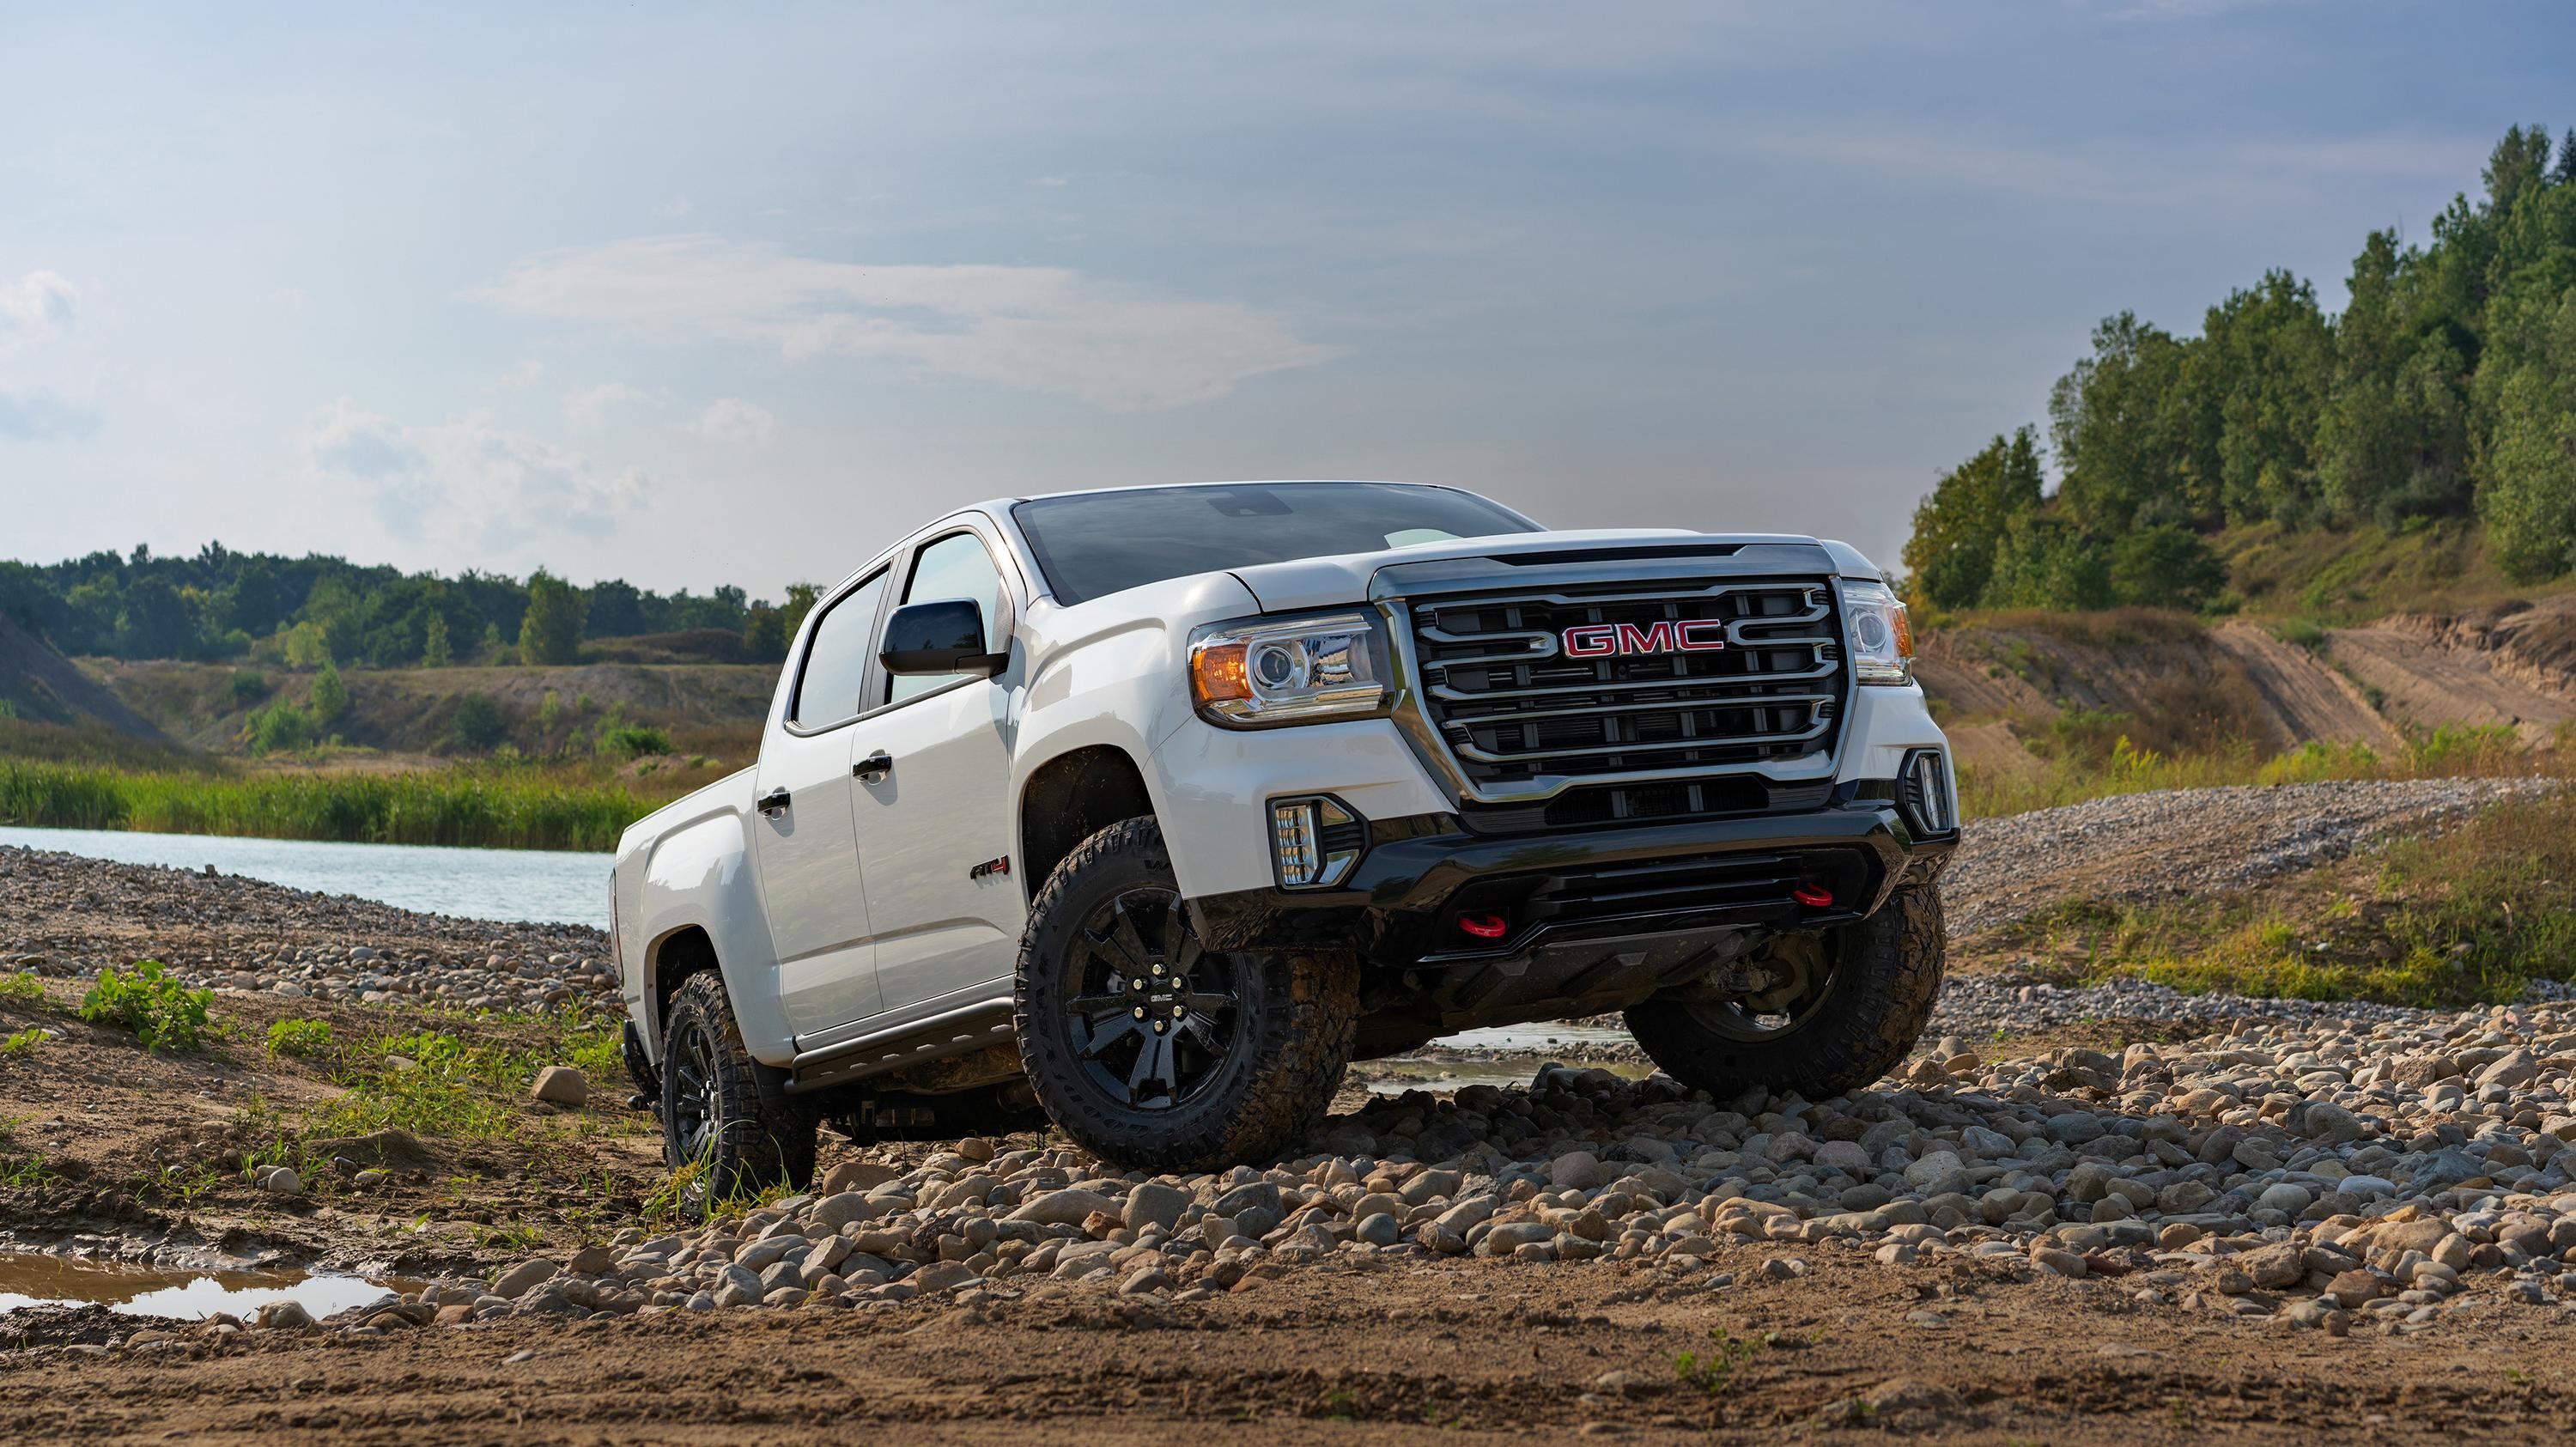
[743,603,788,661]
[309,658,349,724]
[2478,290,2576,581]
[781,581,821,641]
[1984,512,2112,611]
[447,693,507,750]
[519,569,586,666]
[2107,525,2227,610]
[114,575,197,659]
[422,611,452,667]
[1901,427,2043,611]
[2199,270,2333,525]
[2049,313,2206,533]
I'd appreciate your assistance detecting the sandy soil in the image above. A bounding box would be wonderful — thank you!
[3,1248,2568,1444]
[2208,622,2401,751]
[2328,624,2576,745]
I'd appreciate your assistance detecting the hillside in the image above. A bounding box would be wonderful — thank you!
[84,657,776,762]
[0,614,166,739]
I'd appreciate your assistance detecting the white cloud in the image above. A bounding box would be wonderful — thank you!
[0,392,98,441]
[562,381,657,431]
[690,398,776,445]
[476,235,1341,410]
[0,271,79,348]
[653,196,695,219]
[498,358,546,390]
[306,398,646,550]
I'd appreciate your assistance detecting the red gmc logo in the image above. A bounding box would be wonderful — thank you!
[1562,620,1728,657]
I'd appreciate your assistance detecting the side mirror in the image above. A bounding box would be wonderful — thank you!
[880,598,1005,676]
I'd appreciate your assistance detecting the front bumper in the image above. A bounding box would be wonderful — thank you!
[1188,787,1955,1030]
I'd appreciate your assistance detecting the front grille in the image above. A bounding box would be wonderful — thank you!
[1406,577,1844,794]
[1459,777,1833,834]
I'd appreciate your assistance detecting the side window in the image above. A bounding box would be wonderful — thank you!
[888,532,1008,704]
[789,568,887,726]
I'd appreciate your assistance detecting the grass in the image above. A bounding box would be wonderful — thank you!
[1957,722,2537,820]
[77,961,212,1053]
[0,757,658,851]
[1981,781,2576,1008]
[1674,1327,1768,1394]
[233,1006,635,1189]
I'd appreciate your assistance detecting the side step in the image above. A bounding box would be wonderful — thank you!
[782,998,1017,1095]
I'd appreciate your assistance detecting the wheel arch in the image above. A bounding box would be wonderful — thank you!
[1017,743,1157,902]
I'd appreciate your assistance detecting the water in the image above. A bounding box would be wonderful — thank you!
[0,825,608,928]
[1430,1021,1635,1054]
[0,1255,406,1322]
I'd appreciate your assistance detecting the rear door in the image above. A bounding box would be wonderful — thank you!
[750,566,890,1037]
[853,525,1028,1014]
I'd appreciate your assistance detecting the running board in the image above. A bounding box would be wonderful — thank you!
[783,999,1018,1095]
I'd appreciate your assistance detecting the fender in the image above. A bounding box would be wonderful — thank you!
[616,769,795,1067]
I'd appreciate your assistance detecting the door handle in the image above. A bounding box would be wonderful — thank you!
[757,787,792,815]
[854,751,894,782]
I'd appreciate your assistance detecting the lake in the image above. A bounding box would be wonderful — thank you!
[0,825,610,928]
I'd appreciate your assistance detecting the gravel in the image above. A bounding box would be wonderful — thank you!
[1941,776,2555,938]
[0,843,614,1014]
[294,999,2576,1341]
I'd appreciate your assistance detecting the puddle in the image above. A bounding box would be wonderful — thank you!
[1425,1021,1636,1054]
[0,1255,405,1322]
[1361,1059,1656,1096]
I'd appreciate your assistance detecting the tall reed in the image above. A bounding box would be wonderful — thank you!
[0,762,655,852]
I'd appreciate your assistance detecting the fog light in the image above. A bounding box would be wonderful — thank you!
[1270,795,1363,889]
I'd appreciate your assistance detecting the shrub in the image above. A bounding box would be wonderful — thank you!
[309,659,349,724]
[243,701,317,755]
[599,723,672,760]
[226,670,271,708]
[78,961,213,1053]
[266,1018,335,1057]
[447,693,507,751]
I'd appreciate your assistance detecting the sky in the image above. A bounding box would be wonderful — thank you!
[3,0,2571,598]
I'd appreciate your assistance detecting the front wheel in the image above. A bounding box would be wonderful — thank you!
[660,970,816,1213]
[1014,818,1358,1172]
[1625,883,1945,1101]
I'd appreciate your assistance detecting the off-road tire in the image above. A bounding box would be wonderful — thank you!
[659,970,816,1212]
[1015,818,1358,1171]
[1625,883,1945,1101]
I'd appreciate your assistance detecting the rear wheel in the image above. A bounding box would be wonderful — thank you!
[1015,818,1358,1171]
[659,970,815,1213]
[1625,883,1945,1101]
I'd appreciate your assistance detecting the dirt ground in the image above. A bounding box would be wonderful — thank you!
[3,1244,2570,1444]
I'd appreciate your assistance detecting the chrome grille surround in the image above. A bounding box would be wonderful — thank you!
[1379,568,1850,806]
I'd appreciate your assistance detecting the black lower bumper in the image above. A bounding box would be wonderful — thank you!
[1188,795,1953,1031]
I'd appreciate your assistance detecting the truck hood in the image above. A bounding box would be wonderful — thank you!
[1224,528,1882,613]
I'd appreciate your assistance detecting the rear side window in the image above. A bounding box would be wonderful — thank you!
[889,532,1009,704]
[789,568,886,726]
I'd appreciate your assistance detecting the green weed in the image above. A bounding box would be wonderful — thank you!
[79,962,213,1053]
[1674,1327,1765,1394]
[265,1018,335,1056]
[0,1027,46,1060]
[0,972,44,1007]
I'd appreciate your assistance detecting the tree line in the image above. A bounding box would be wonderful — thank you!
[0,543,817,669]
[1905,125,2576,613]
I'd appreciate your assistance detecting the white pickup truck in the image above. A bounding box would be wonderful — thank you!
[611,480,1956,1199]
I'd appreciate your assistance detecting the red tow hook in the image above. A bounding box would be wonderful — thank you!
[1457,913,1510,939]
[1791,884,1835,909]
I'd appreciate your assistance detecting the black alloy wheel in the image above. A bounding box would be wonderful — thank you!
[1061,888,1245,1110]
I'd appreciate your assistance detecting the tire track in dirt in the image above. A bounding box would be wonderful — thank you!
[2208,622,2400,751]
[2328,624,2576,744]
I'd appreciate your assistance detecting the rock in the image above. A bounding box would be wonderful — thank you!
[531,1066,588,1106]
[568,1244,617,1274]
[819,1160,900,1195]
[1124,1183,1190,1234]
[2475,1049,2539,1091]
[810,1192,882,1231]
[257,1166,304,1196]
[1813,1140,1874,1174]
[911,1262,980,1294]
[1010,1189,1124,1226]
[1119,1268,1174,1296]
[1354,1213,1402,1247]
[254,1300,314,1330]
[491,1259,560,1299]
[2239,1243,2305,1291]
[1549,1152,1601,1189]
[2325,1269,2383,1308]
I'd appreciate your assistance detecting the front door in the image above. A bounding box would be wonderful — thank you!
[750,567,889,1037]
[854,529,1026,1013]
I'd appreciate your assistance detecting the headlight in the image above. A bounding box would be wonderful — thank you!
[1841,580,1914,685]
[1189,611,1387,727]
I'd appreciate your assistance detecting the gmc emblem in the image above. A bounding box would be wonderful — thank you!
[1562,620,1727,657]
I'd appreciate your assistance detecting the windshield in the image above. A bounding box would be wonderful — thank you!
[1012,483,1540,605]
